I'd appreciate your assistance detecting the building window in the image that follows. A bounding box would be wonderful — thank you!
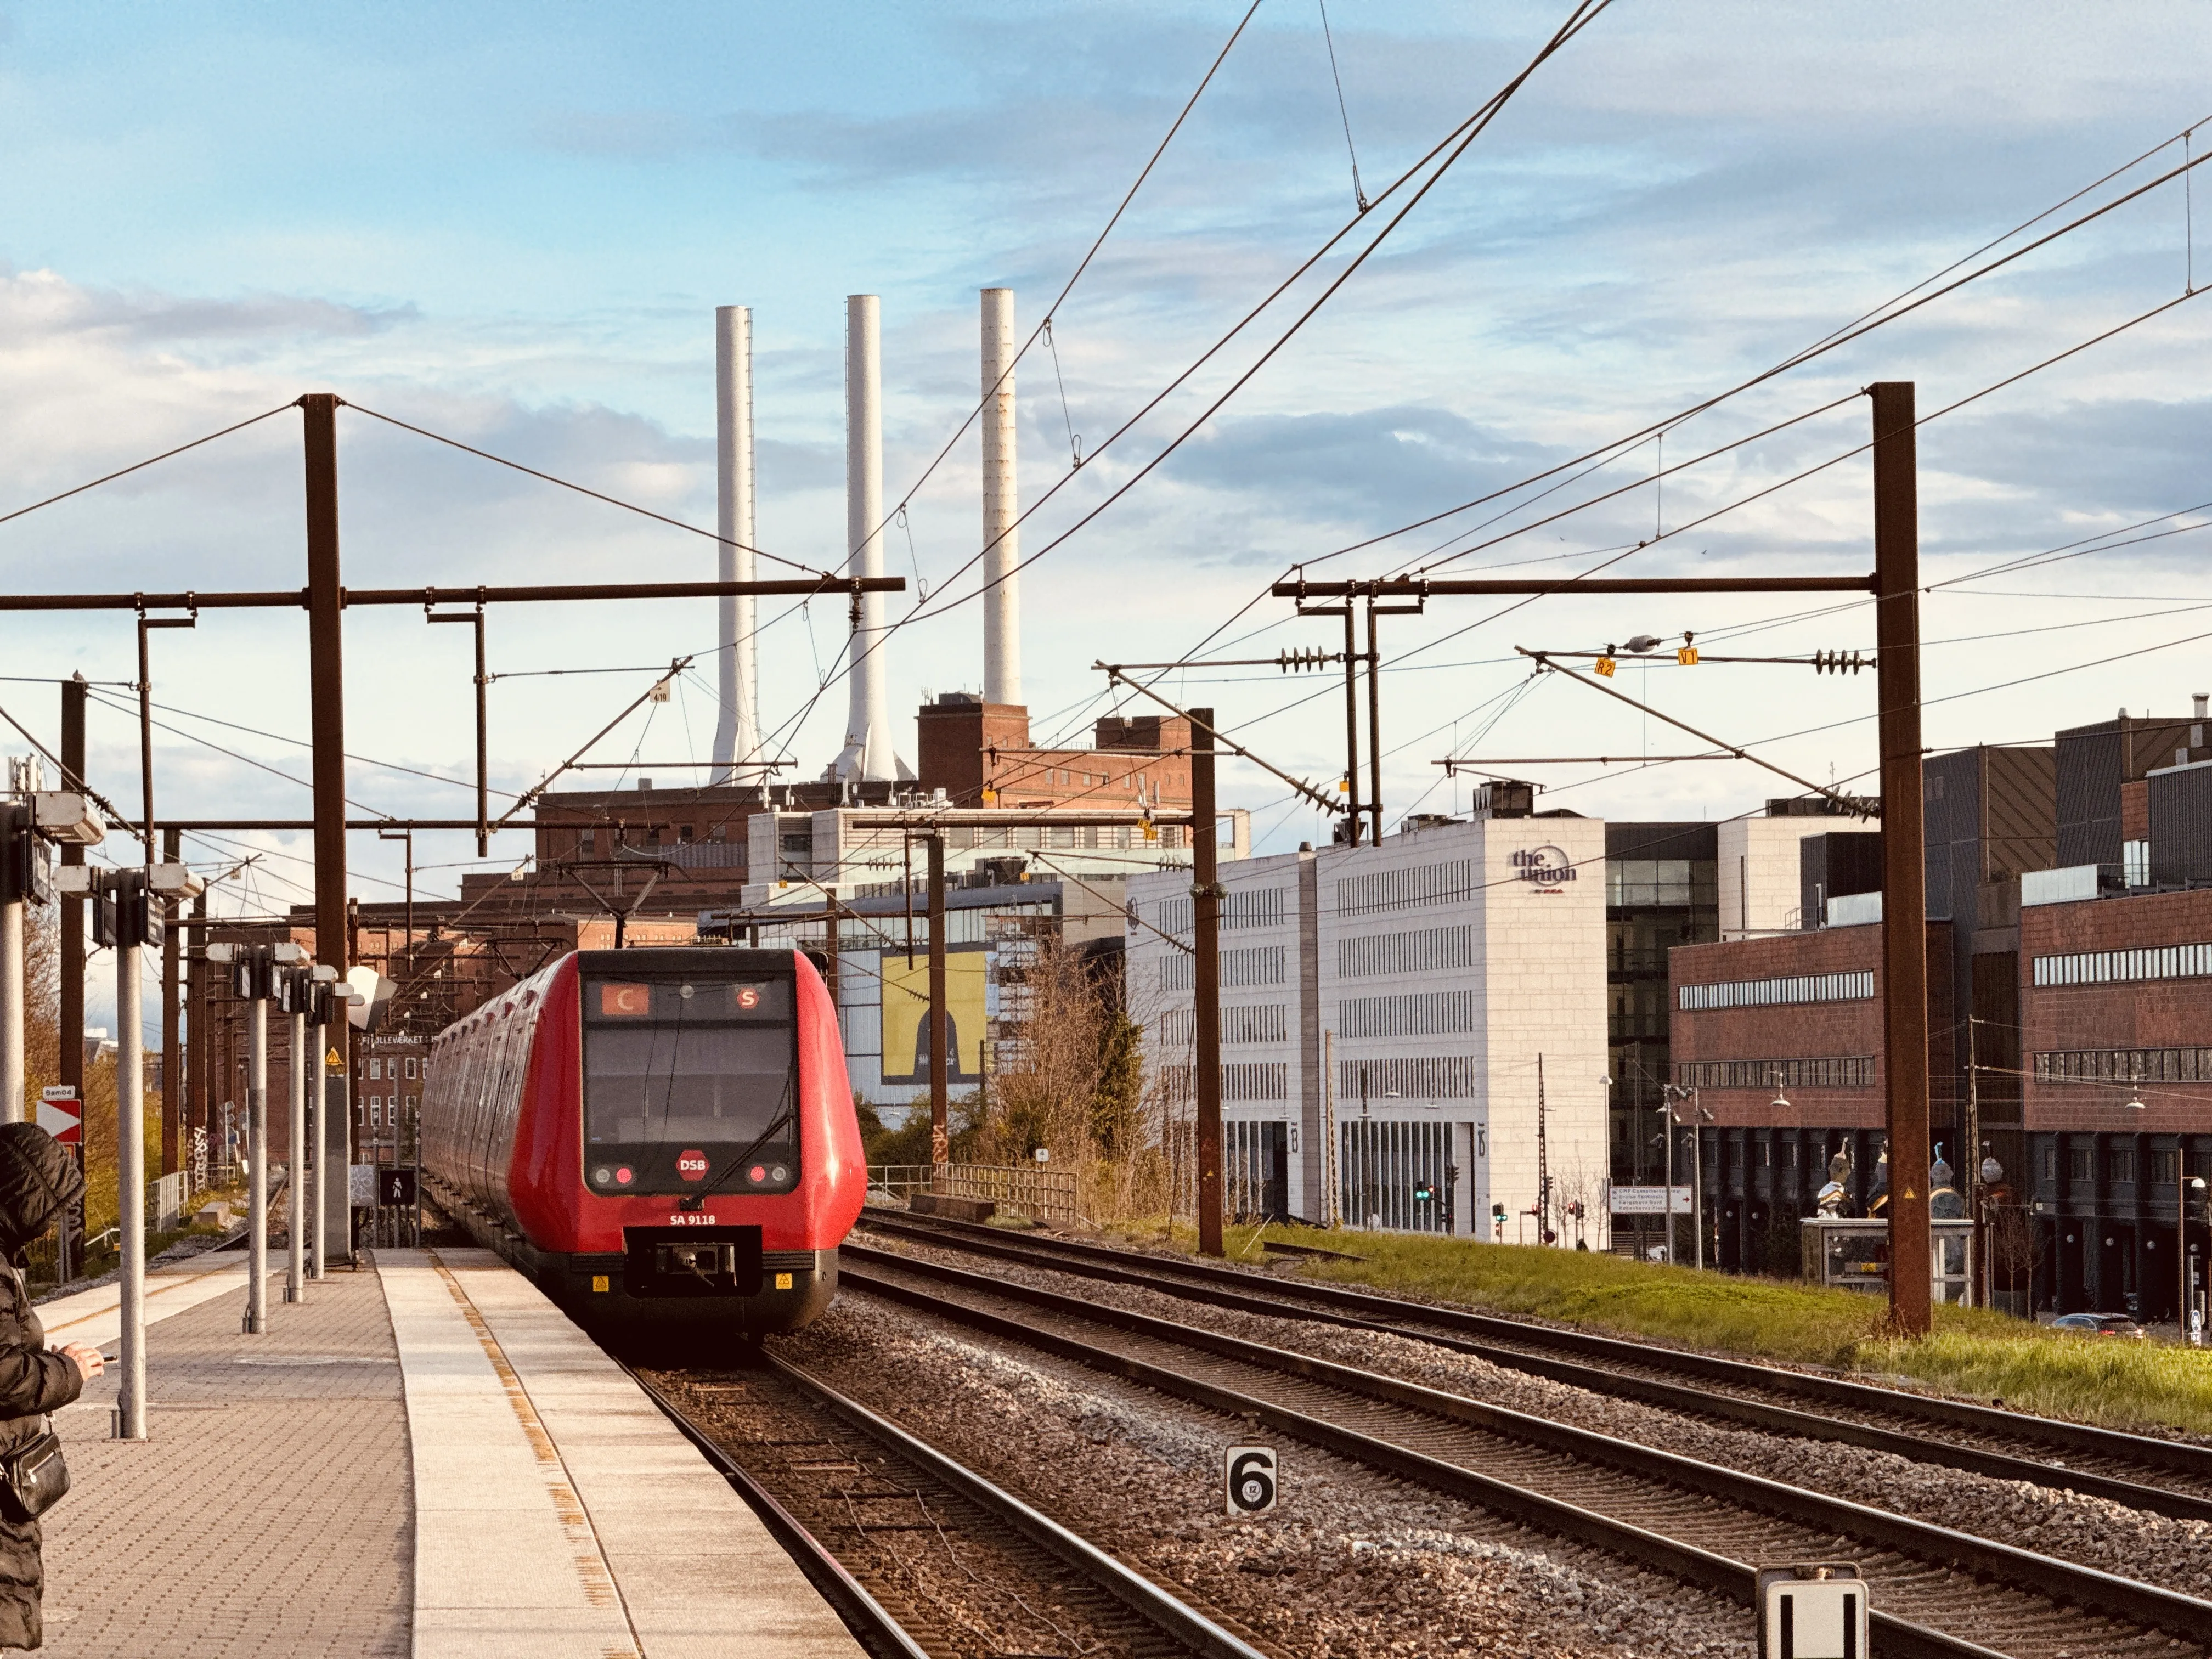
[1606,859,1718,907]
[2034,1046,2212,1084]
[1159,946,1285,993]
[2067,1147,2091,1181]
[1336,1054,1481,1100]
[368,1058,382,1081]
[1336,858,1477,919]
[2151,1149,2180,1183]
[1677,971,1874,1012]
[1338,990,1479,1038]
[1159,1005,1288,1046]
[2032,940,2212,988]
[1675,1057,1874,1089]
[2042,1148,2057,1182]
[405,1057,418,1080]
[1167,1062,1288,1101]
[2108,1149,2136,1184]
[579,829,596,854]
[1155,887,1286,938]
[1336,923,1477,978]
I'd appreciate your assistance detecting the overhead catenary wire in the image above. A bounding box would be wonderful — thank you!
[751,0,1617,770]
[1211,282,2212,754]
[1317,0,1368,212]
[1320,128,2212,574]
[1110,114,2212,783]
[864,0,1265,542]
[0,402,297,532]
[342,401,837,579]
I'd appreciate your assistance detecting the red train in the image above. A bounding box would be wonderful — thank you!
[419,947,866,1335]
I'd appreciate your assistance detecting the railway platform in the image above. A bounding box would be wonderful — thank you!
[32,1245,862,1658]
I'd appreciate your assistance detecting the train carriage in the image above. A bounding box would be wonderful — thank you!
[420,947,865,1335]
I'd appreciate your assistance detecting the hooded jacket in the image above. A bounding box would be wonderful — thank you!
[0,1124,88,1650]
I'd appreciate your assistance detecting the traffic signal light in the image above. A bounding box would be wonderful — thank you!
[117,875,162,951]
[0,806,51,907]
[1413,1179,1436,1205]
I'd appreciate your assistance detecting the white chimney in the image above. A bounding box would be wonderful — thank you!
[981,287,1022,707]
[835,295,906,783]
[2195,692,2208,720]
[712,306,759,781]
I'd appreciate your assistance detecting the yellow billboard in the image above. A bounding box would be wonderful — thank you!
[879,948,988,1084]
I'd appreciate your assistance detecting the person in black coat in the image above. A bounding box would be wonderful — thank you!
[0,1124,103,1652]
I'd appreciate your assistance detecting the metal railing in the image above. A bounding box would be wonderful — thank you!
[868,1162,1083,1228]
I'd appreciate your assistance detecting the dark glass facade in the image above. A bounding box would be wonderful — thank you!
[1605,823,1719,1186]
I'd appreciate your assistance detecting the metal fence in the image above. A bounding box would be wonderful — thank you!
[868,1161,1084,1227]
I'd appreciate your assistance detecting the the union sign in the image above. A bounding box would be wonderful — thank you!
[1511,845,1578,887]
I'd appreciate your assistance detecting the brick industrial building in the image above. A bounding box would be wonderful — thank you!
[1669,693,2212,1318]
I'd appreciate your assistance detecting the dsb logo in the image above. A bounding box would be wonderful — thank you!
[676,1150,709,1182]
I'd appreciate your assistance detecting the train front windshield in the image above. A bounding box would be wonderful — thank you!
[582,973,798,1195]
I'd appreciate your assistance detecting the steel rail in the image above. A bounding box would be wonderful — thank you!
[853,1216,2212,1525]
[843,1250,2212,1652]
[866,1211,2212,1483]
[838,1259,2000,1659]
[631,1370,931,1659]
[764,1351,1271,1659]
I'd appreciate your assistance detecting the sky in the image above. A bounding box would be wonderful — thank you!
[4,0,2212,1029]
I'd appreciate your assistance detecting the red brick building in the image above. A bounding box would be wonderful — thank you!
[2019,883,2212,1319]
[1669,921,1954,1275]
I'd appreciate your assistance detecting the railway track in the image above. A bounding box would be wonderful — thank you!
[636,1352,1274,1659]
[840,1239,2212,1659]
[859,1209,2212,1521]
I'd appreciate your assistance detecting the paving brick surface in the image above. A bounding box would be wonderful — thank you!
[39,1262,409,1658]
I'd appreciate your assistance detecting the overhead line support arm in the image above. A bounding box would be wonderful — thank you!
[1097,665,1344,817]
[1514,648,1875,817]
[1273,575,1875,598]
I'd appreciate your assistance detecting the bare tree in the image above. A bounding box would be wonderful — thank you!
[978,934,1159,1222]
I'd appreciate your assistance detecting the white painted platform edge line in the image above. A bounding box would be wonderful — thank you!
[369,1254,425,1659]
[428,1250,648,1659]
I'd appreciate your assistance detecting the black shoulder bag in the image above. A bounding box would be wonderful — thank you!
[0,1423,67,1523]
[0,1265,69,1522]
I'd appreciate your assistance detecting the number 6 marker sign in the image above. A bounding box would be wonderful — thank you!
[1224,1445,1278,1515]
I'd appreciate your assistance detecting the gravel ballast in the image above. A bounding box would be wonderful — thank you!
[778,1294,1753,1658]
[865,1233,2212,1599]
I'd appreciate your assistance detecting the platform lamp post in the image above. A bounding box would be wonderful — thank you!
[1662,1084,1713,1271]
[276,961,319,1304]
[56,856,201,1441]
[305,966,340,1280]
[206,941,306,1334]
[2182,1174,2208,1347]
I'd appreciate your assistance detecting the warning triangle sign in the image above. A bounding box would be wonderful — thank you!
[325,1047,343,1069]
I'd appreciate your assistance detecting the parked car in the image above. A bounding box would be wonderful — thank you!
[2050,1312,2147,1339]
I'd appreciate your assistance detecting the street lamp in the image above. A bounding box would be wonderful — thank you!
[2181,1175,2208,1346]
[1661,1082,1711,1267]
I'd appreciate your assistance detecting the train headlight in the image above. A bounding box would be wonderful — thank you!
[748,1165,766,1184]
[614,1166,634,1187]
[770,1165,788,1183]
[592,1166,612,1186]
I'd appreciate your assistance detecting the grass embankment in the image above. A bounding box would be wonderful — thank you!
[1094,1219,2212,1438]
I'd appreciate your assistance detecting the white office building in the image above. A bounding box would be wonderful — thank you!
[1127,811,1607,1239]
